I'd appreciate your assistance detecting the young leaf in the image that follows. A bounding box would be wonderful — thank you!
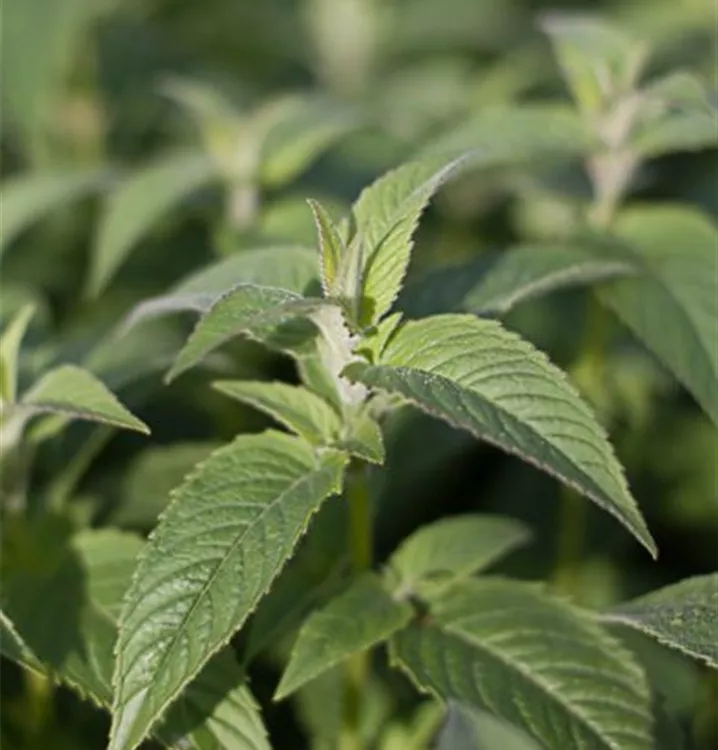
[275,573,412,700]
[350,154,471,327]
[602,574,718,668]
[540,15,644,113]
[0,304,35,404]
[345,315,655,555]
[597,206,718,426]
[110,431,348,750]
[463,244,635,316]
[0,169,108,257]
[632,109,718,158]
[166,283,326,382]
[387,515,530,598]
[339,406,385,464]
[391,578,653,750]
[213,380,342,445]
[308,198,345,297]
[21,364,149,434]
[88,150,215,297]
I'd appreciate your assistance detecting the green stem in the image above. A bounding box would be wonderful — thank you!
[341,464,373,750]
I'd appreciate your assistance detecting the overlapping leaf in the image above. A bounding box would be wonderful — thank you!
[602,574,718,668]
[275,573,412,699]
[21,364,149,433]
[387,515,530,598]
[110,431,347,750]
[213,380,341,445]
[391,578,653,749]
[597,206,718,426]
[166,284,327,382]
[345,315,654,554]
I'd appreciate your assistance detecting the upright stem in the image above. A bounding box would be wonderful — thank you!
[341,464,373,750]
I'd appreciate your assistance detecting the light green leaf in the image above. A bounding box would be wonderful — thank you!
[350,154,471,326]
[21,364,149,434]
[213,380,342,445]
[110,431,347,750]
[88,150,215,297]
[119,245,319,335]
[308,198,345,297]
[0,304,35,404]
[422,106,594,165]
[597,206,718,426]
[275,573,412,700]
[0,169,108,257]
[113,442,222,529]
[391,578,653,750]
[356,312,403,363]
[387,515,530,598]
[632,109,718,157]
[166,284,327,383]
[603,574,718,668]
[540,15,645,113]
[463,244,635,316]
[344,315,655,555]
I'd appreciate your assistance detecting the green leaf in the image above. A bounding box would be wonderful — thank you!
[166,283,327,383]
[597,206,718,426]
[21,364,149,434]
[119,245,319,335]
[275,573,412,700]
[437,703,541,750]
[0,169,108,257]
[308,198,345,297]
[391,578,653,750]
[632,109,718,157]
[603,574,718,668]
[260,97,357,187]
[387,515,530,598]
[462,244,635,316]
[0,304,35,404]
[350,154,471,326]
[345,315,655,555]
[213,380,342,445]
[540,15,644,113]
[110,431,347,750]
[88,150,215,296]
[422,106,594,165]
[356,312,403,363]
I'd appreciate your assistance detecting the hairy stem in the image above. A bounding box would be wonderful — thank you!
[341,464,373,750]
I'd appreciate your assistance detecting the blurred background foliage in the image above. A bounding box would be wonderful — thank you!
[1,0,716,748]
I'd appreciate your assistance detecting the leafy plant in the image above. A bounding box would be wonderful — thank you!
[1,3,716,750]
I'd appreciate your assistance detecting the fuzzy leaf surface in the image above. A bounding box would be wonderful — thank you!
[350,154,471,326]
[308,198,345,297]
[391,578,653,750]
[21,364,149,434]
[213,380,341,445]
[387,515,530,598]
[345,315,654,554]
[89,150,215,296]
[167,284,326,382]
[603,574,718,668]
[275,573,412,700]
[110,431,347,750]
[597,207,718,426]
